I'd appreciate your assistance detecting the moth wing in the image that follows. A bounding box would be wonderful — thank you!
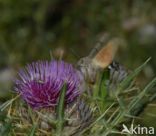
[92,38,120,69]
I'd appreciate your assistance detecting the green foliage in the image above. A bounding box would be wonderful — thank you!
[0,59,155,135]
[117,57,151,95]
[79,59,156,136]
[28,124,37,136]
[56,83,67,135]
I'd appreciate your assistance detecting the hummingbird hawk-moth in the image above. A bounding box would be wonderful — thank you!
[77,34,128,93]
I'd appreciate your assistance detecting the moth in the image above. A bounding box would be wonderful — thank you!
[77,33,128,92]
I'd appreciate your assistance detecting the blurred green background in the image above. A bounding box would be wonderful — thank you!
[0,0,156,129]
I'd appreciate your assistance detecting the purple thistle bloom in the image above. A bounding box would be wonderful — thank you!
[14,60,84,109]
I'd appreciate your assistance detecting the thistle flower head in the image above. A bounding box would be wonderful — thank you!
[14,60,84,109]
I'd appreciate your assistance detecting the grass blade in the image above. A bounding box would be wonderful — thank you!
[27,124,37,136]
[0,95,19,112]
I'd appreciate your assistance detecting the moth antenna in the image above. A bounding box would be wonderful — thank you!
[70,48,80,59]
[92,38,122,69]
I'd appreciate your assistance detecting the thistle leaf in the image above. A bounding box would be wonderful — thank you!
[128,77,156,113]
[56,83,67,135]
[117,58,151,94]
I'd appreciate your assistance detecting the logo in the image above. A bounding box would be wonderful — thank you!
[122,124,155,135]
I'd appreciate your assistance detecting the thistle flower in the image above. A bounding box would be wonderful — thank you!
[14,60,84,109]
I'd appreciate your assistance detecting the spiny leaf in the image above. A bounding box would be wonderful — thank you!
[56,83,67,135]
[128,77,156,113]
[117,58,151,94]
